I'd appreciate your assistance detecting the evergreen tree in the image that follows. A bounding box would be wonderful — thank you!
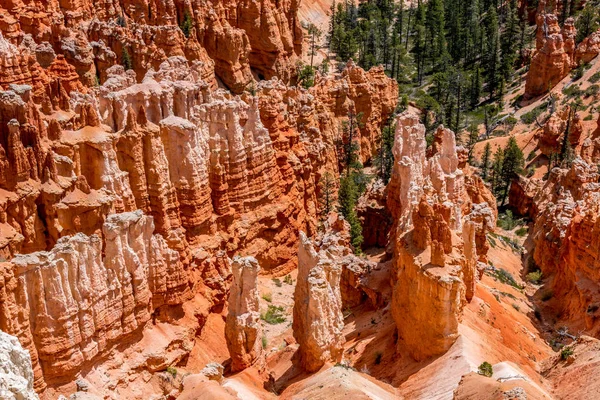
[412,3,427,84]
[491,146,504,194]
[307,23,322,68]
[483,7,501,99]
[180,12,193,38]
[121,47,133,71]
[318,172,336,221]
[575,4,599,44]
[500,137,524,204]
[338,174,363,251]
[375,119,395,183]
[425,0,448,71]
[481,142,492,180]
[500,1,521,82]
[466,123,479,163]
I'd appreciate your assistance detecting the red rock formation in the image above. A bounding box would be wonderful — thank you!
[225,256,263,372]
[293,231,344,372]
[525,12,574,99]
[0,42,396,392]
[535,106,582,156]
[388,113,497,361]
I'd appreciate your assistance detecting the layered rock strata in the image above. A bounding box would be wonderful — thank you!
[293,231,345,372]
[0,0,303,93]
[225,256,263,372]
[0,36,397,394]
[0,211,189,388]
[388,113,496,361]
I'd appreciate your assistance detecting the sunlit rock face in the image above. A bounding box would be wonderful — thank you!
[387,112,496,361]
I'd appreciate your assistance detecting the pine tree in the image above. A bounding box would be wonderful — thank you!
[338,173,364,251]
[491,146,504,194]
[425,0,448,71]
[575,4,599,44]
[307,23,322,68]
[500,136,524,204]
[466,123,479,163]
[481,142,492,180]
[375,119,395,183]
[412,2,427,84]
[484,7,501,100]
[121,47,133,71]
[500,1,521,82]
[318,172,336,221]
[180,12,193,38]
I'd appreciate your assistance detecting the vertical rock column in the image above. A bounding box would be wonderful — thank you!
[225,256,263,372]
[293,232,344,372]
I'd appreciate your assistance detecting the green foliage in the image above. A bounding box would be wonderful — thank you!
[262,335,268,349]
[261,305,286,325]
[480,143,492,181]
[272,278,282,288]
[491,268,522,290]
[561,346,574,360]
[521,102,549,124]
[499,137,525,204]
[563,84,583,99]
[497,210,521,231]
[297,64,316,89]
[116,15,127,28]
[478,361,493,378]
[262,292,272,302]
[166,366,177,377]
[571,62,586,80]
[526,270,543,284]
[121,47,133,71]
[589,71,600,84]
[575,4,599,44]
[374,119,395,184]
[515,227,528,237]
[338,173,364,251]
[585,85,599,98]
[283,274,293,285]
[180,12,193,38]
[318,172,336,221]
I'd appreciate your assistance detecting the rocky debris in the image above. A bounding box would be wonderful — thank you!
[388,112,496,360]
[293,231,345,372]
[201,362,225,382]
[225,256,263,372]
[0,331,39,400]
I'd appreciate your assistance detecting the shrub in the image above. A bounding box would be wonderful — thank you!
[478,361,493,377]
[585,84,599,98]
[562,84,583,99]
[261,305,286,325]
[512,303,520,311]
[526,270,543,284]
[515,227,528,237]
[262,335,268,349]
[272,278,282,287]
[560,346,574,360]
[297,65,316,89]
[497,210,522,231]
[166,366,177,377]
[520,102,548,124]
[283,275,293,285]
[527,151,536,161]
[375,351,383,365]
[262,292,272,302]
[492,268,522,289]
[589,71,600,83]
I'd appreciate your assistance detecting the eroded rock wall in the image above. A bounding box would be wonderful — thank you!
[388,112,496,361]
